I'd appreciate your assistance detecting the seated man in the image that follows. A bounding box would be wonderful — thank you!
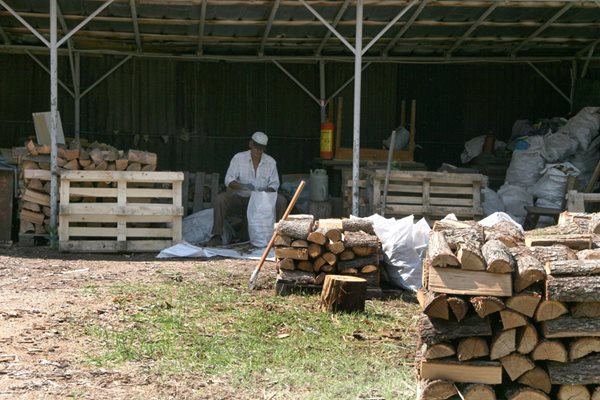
[208,131,287,246]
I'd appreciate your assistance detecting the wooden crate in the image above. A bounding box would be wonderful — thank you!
[59,170,184,252]
[367,170,485,221]
[181,172,220,216]
[567,190,600,212]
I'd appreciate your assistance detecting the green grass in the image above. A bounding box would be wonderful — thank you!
[82,266,419,399]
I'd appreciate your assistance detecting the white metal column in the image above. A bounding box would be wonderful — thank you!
[50,0,59,245]
[351,0,364,216]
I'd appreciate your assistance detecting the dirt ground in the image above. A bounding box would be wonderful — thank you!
[0,244,269,400]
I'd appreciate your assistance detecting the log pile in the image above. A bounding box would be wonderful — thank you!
[274,216,381,288]
[417,215,600,399]
[17,139,158,236]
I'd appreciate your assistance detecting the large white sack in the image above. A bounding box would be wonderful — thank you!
[482,187,504,216]
[505,149,545,188]
[568,135,600,190]
[529,162,580,204]
[247,191,277,247]
[182,208,235,245]
[460,135,506,164]
[365,214,430,291]
[498,183,533,224]
[558,107,600,151]
[543,132,578,162]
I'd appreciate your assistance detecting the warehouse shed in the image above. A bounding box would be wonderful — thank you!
[1,0,599,234]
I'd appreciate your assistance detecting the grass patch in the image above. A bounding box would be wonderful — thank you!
[83,266,419,399]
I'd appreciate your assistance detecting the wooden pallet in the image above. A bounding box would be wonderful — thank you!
[367,170,485,220]
[567,190,600,213]
[181,171,220,216]
[59,170,184,252]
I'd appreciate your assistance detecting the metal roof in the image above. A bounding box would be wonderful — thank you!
[1,1,600,63]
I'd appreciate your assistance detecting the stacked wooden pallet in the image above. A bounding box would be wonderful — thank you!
[17,139,158,240]
[274,216,381,289]
[417,216,600,400]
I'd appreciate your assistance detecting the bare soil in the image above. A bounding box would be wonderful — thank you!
[0,245,267,400]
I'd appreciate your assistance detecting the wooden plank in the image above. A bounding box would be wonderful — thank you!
[428,266,512,297]
[66,227,174,238]
[210,173,220,208]
[60,170,184,183]
[192,172,205,213]
[525,235,592,250]
[372,169,485,183]
[334,147,413,162]
[420,360,502,384]
[385,204,482,218]
[63,214,177,223]
[60,204,183,216]
[59,240,174,252]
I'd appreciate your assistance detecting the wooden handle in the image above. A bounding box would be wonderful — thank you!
[253,180,306,273]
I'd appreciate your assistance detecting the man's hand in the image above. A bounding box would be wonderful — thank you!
[240,182,255,191]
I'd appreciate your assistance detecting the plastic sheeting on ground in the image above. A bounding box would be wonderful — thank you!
[156,241,274,261]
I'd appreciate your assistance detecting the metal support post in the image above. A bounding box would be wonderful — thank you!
[50,0,59,247]
[319,60,326,122]
[351,0,364,216]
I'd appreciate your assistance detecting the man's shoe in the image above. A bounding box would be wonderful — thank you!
[206,235,222,246]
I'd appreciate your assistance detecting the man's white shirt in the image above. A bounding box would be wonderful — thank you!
[224,150,280,197]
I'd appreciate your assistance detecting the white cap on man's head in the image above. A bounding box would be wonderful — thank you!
[251,131,268,149]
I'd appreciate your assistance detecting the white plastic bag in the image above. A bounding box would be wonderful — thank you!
[498,183,533,225]
[543,132,578,162]
[182,208,234,245]
[529,162,580,204]
[505,149,545,188]
[482,187,504,216]
[247,191,277,247]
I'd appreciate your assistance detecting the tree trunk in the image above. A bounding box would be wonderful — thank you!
[518,366,551,394]
[546,275,600,302]
[343,231,379,248]
[531,339,568,362]
[342,218,375,235]
[417,289,449,320]
[547,353,600,384]
[482,239,514,273]
[319,275,367,313]
[419,314,492,346]
[428,231,460,268]
[276,217,314,240]
[457,337,489,361]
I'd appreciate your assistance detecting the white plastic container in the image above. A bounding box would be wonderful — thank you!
[309,169,329,202]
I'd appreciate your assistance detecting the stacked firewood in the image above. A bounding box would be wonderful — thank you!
[274,216,381,287]
[417,215,600,400]
[17,139,157,235]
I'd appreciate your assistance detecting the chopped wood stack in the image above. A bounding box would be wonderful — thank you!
[274,216,381,288]
[417,215,600,399]
[17,139,158,236]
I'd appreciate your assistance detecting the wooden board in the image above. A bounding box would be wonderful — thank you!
[59,171,184,253]
[420,359,502,384]
[428,266,512,297]
[334,147,413,162]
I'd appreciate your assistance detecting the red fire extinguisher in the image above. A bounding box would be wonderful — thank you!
[320,120,334,159]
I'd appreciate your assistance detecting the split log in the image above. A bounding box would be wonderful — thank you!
[571,302,600,318]
[559,211,592,231]
[593,387,600,400]
[337,254,379,271]
[276,217,314,240]
[542,315,600,338]
[514,254,546,292]
[339,249,355,261]
[274,247,309,260]
[569,337,600,361]
[419,314,492,346]
[358,271,379,287]
[274,235,292,246]
[557,385,591,400]
[314,272,326,285]
[427,267,513,297]
[460,383,495,400]
[422,343,455,360]
[320,264,336,273]
[317,218,343,231]
[500,353,535,381]
[291,240,309,248]
[78,158,91,168]
[417,289,449,320]
[22,188,50,207]
[484,221,524,247]
[127,149,157,165]
[577,249,600,260]
[296,260,313,272]
[326,240,345,255]
[482,239,514,273]
[341,218,375,234]
[504,386,550,400]
[470,296,504,318]
[319,275,366,313]
[525,234,593,250]
[545,259,600,276]
[307,230,327,245]
[500,309,529,330]
[352,246,375,256]
[531,339,568,362]
[343,230,379,248]
[547,353,600,384]
[419,379,457,400]
[456,241,486,271]
[313,256,327,272]
[360,265,377,274]
[517,366,551,394]
[20,209,45,225]
[428,231,460,268]
[141,163,156,171]
[505,291,542,318]
[114,158,129,171]
[419,359,502,385]
[126,162,141,171]
[511,245,578,263]
[321,252,337,266]
[535,300,568,322]
[307,243,323,259]
[277,258,295,271]
[516,323,538,355]
[277,269,315,284]
[447,297,469,322]
[22,201,41,212]
[457,337,489,361]
[340,267,358,275]
[546,275,600,302]
[432,221,484,249]
[490,328,516,360]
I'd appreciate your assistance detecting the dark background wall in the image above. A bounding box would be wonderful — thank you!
[0,53,573,175]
